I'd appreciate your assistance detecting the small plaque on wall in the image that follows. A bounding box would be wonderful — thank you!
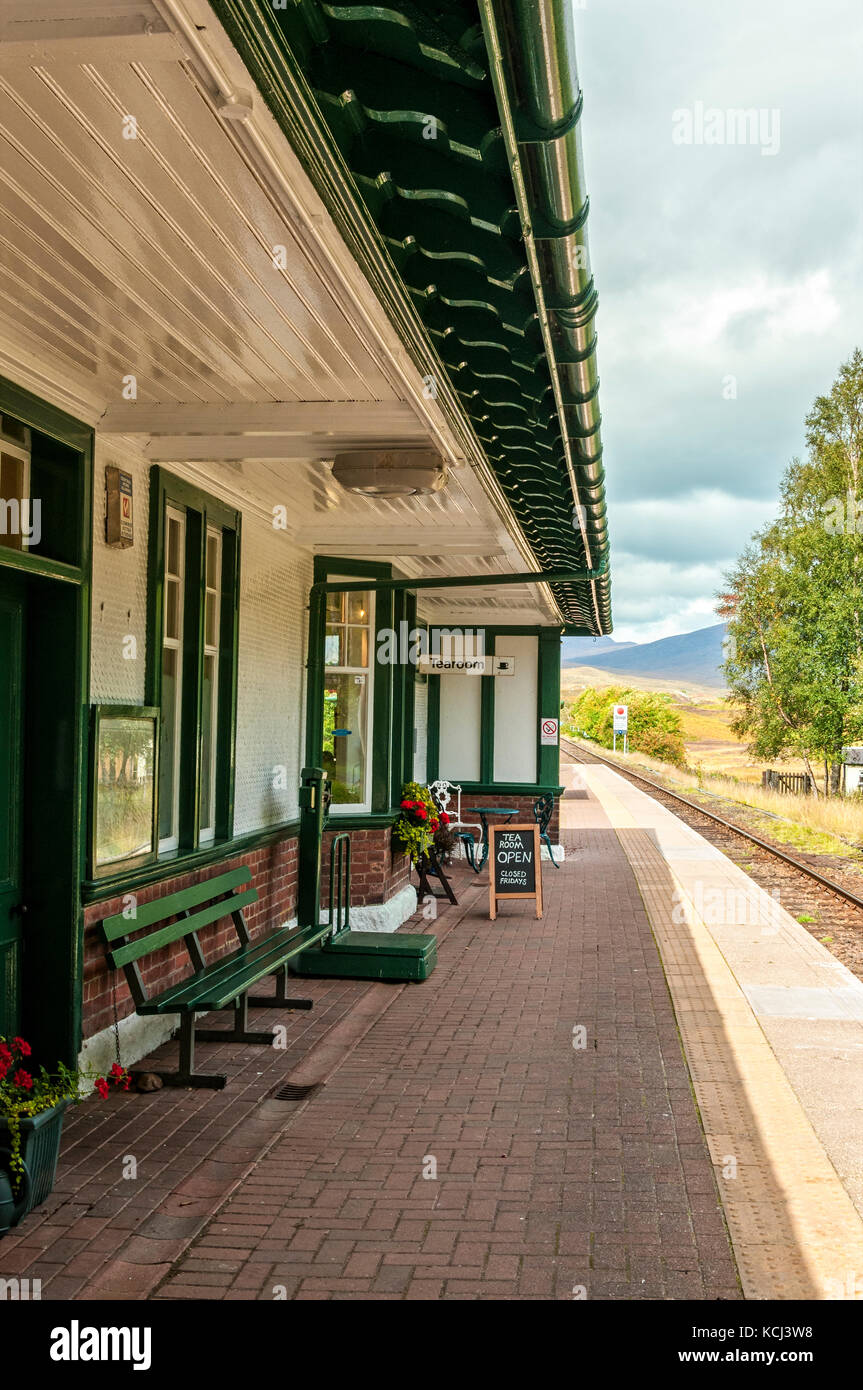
[105,465,134,547]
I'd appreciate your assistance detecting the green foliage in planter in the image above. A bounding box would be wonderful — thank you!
[393,781,452,866]
[0,1037,130,1194]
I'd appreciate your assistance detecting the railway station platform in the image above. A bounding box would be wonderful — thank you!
[567,758,863,1299]
[4,762,863,1300]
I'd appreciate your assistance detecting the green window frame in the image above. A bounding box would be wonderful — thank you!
[307,556,402,818]
[147,468,241,855]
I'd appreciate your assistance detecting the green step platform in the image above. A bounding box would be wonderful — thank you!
[290,930,437,982]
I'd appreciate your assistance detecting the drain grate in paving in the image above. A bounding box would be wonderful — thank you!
[270,1081,321,1101]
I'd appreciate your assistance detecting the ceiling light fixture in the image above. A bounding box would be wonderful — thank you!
[331,449,449,497]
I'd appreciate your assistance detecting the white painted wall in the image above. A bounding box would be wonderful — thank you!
[90,438,151,705]
[413,679,428,784]
[493,634,538,783]
[845,765,863,794]
[438,673,482,781]
[89,447,311,835]
[233,521,311,832]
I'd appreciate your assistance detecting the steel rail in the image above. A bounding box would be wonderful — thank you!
[561,737,863,913]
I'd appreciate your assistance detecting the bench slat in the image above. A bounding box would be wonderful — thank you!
[141,927,299,1010]
[106,887,259,969]
[138,922,332,1013]
[102,867,252,942]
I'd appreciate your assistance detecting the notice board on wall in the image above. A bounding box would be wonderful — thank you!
[489,824,543,920]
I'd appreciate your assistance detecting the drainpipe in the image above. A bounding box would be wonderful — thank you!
[477,0,608,633]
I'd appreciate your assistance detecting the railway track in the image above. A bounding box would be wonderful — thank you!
[561,736,863,981]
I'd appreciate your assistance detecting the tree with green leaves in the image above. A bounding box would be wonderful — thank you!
[564,684,686,766]
[718,348,863,794]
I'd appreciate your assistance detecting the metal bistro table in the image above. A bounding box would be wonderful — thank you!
[464,805,520,873]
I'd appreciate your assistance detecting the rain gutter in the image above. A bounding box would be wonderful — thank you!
[477,0,609,633]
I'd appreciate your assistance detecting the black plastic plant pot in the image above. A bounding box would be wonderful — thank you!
[0,1099,70,1236]
[0,1152,30,1236]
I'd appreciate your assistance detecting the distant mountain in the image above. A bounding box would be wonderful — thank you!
[563,623,728,688]
[561,635,637,662]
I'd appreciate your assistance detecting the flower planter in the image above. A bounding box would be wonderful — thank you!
[0,1099,69,1236]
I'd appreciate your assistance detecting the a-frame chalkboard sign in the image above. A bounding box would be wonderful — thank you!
[489,824,543,920]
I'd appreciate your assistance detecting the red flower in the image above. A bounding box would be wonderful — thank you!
[94,1077,110,1099]
[109,1063,131,1089]
[0,1043,12,1065]
[0,1059,9,1080]
[11,1036,31,1057]
[440,812,450,825]
[431,819,440,831]
[416,806,427,819]
[12,1069,33,1090]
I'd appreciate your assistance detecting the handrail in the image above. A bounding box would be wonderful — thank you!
[328,833,352,940]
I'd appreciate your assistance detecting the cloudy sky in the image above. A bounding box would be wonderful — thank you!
[573,0,863,643]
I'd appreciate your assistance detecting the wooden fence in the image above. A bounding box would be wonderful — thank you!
[761,769,813,796]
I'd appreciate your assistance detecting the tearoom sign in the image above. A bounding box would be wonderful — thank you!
[489,824,543,920]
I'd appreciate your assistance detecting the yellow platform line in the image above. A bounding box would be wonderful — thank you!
[583,767,863,1300]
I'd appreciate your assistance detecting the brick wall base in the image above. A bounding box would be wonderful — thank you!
[321,826,410,910]
[82,822,406,1041]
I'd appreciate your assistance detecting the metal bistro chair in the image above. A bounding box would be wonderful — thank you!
[428,779,483,871]
[533,792,559,867]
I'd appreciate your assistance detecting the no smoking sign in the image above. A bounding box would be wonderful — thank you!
[540,717,559,746]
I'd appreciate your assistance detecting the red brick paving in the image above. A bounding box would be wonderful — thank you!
[155,806,739,1300]
[0,971,385,1297]
[1,794,741,1301]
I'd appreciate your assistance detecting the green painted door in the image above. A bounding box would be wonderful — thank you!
[0,576,24,1038]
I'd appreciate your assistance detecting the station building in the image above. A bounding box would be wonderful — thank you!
[0,0,610,1072]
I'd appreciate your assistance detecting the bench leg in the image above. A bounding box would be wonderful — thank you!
[196,993,276,1046]
[247,966,313,1011]
[129,1014,228,1089]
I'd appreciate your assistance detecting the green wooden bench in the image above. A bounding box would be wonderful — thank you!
[101,866,331,1089]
